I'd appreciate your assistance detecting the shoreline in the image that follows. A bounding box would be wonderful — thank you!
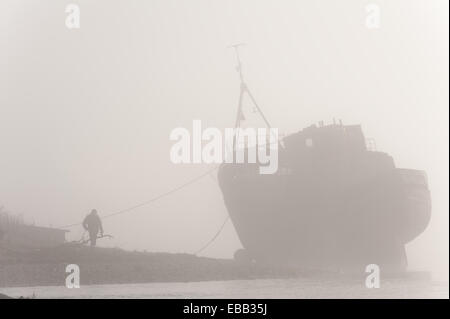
[1,275,447,299]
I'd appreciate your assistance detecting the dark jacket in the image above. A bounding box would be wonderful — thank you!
[83,213,103,234]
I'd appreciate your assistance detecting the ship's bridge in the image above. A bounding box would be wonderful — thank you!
[283,122,368,154]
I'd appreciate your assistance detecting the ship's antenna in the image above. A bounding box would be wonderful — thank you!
[229,43,245,85]
[228,43,272,130]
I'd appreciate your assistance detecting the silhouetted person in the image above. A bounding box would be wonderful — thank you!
[82,209,103,246]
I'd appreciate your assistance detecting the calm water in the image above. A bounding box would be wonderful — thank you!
[1,276,448,299]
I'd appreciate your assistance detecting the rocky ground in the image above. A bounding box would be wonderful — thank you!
[0,244,298,288]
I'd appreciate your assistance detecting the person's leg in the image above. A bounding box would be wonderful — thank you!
[89,231,97,246]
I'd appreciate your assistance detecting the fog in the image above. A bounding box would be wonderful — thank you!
[0,1,448,280]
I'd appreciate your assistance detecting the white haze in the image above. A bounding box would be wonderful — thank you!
[0,1,448,280]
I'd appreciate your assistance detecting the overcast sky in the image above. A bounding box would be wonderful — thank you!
[0,0,448,279]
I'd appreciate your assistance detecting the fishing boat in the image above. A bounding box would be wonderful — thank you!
[218,45,431,271]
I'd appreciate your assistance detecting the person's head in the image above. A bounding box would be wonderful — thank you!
[90,209,98,216]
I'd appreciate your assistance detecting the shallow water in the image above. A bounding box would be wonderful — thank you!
[1,276,448,299]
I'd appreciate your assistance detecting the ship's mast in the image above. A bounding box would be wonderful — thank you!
[229,43,272,130]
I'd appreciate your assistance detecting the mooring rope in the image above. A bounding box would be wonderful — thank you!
[57,165,230,253]
[193,216,230,255]
[59,166,220,229]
